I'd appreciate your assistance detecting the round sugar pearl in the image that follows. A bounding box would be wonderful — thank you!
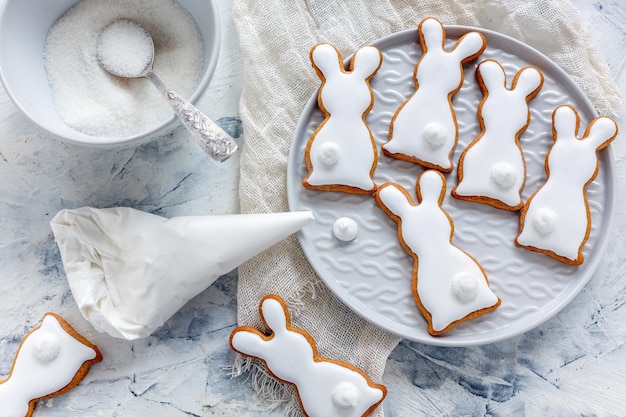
[451,273,479,303]
[33,332,62,362]
[532,208,557,235]
[318,142,342,166]
[332,382,360,409]
[422,123,448,147]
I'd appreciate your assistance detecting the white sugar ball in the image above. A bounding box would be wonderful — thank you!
[333,217,359,242]
[332,382,360,409]
[422,123,449,147]
[532,208,557,235]
[490,163,518,190]
[451,273,479,303]
[33,332,62,362]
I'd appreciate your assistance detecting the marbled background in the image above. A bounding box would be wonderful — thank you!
[0,0,624,416]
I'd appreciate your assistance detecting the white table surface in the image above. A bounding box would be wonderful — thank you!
[0,0,625,416]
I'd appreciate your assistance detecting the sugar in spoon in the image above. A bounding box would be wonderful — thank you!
[96,19,237,162]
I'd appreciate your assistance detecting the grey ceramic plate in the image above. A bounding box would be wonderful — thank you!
[287,26,616,346]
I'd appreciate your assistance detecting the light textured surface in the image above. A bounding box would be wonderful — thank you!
[0,1,624,417]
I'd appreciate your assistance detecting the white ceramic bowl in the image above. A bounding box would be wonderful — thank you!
[0,0,220,147]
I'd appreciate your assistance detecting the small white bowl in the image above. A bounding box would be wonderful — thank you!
[0,0,221,147]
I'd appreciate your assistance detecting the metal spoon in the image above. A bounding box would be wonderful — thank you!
[96,19,237,162]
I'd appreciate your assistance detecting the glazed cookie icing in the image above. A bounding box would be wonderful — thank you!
[375,171,501,335]
[303,43,382,194]
[230,295,386,417]
[0,313,102,417]
[453,59,544,210]
[333,217,359,241]
[382,17,486,172]
[516,105,618,265]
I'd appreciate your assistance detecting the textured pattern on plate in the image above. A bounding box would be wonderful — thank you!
[287,28,615,346]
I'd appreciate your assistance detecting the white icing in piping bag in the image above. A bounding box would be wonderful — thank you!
[50,207,314,339]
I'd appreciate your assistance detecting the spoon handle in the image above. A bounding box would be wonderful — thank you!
[148,73,238,162]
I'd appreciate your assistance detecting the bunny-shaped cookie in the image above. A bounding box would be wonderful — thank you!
[516,105,618,265]
[230,295,386,417]
[382,17,486,172]
[303,43,382,194]
[0,313,102,417]
[453,59,544,210]
[375,171,501,335]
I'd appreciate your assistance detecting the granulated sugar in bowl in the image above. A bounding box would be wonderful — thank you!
[0,0,221,147]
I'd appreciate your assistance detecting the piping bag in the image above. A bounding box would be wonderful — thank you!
[50,207,314,340]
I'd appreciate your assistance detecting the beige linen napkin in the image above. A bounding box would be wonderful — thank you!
[232,0,620,415]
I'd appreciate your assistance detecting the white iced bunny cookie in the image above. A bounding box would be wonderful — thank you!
[0,313,102,417]
[303,43,382,194]
[382,17,486,172]
[375,171,501,335]
[453,59,544,210]
[516,105,618,265]
[230,295,386,417]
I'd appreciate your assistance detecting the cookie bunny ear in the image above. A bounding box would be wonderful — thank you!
[376,183,415,218]
[476,59,506,93]
[260,295,290,335]
[416,170,446,205]
[419,17,484,61]
[311,43,342,78]
[451,31,486,62]
[585,115,619,150]
[230,328,268,358]
[419,17,445,52]
[512,66,544,97]
[350,46,382,79]
[553,105,580,142]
